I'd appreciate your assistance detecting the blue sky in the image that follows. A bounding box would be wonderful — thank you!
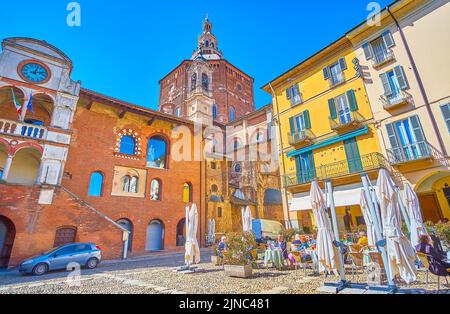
[0,0,392,110]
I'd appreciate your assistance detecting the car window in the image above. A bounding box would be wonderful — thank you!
[74,244,91,252]
[55,245,76,255]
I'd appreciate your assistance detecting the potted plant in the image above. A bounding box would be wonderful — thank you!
[223,232,256,278]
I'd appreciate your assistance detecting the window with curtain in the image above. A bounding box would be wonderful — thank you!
[120,136,136,155]
[88,172,103,197]
[147,136,168,169]
[123,176,131,192]
[130,177,138,193]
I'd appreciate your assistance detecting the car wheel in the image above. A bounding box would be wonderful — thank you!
[86,258,99,269]
[32,263,49,276]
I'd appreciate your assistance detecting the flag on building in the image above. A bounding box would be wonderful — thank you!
[10,88,22,116]
[27,93,34,113]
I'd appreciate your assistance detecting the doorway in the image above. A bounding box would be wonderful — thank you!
[0,216,16,268]
[146,220,164,251]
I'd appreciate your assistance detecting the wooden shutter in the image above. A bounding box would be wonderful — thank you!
[289,117,296,134]
[409,115,426,143]
[323,67,330,80]
[380,72,393,96]
[362,42,373,60]
[339,57,347,71]
[394,66,409,90]
[347,89,358,112]
[303,110,311,129]
[386,123,400,149]
[328,98,337,119]
[382,30,395,48]
[440,104,450,132]
[286,87,291,100]
[294,84,302,102]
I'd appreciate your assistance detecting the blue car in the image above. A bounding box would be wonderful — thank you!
[19,243,102,276]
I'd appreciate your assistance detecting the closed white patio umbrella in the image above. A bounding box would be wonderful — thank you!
[185,204,201,266]
[377,170,417,284]
[245,206,253,232]
[311,181,340,275]
[405,184,427,248]
[360,190,378,247]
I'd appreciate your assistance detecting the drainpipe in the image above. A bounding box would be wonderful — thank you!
[268,83,291,228]
[387,7,447,156]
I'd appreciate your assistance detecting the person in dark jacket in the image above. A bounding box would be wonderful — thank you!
[274,234,288,259]
[416,235,450,277]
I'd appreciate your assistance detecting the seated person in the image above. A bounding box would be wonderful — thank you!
[416,235,450,277]
[357,231,369,247]
[288,235,312,268]
[216,236,228,258]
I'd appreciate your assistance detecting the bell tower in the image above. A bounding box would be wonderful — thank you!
[192,16,222,61]
[186,55,214,125]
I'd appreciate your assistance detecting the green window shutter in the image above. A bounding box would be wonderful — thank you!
[303,110,311,129]
[409,115,426,143]
[380,72,393,96]
[394,66,409,90]
[289,117,295,134]
[386,123,400,149]
[362,42,373,60]
[382,30,395,48]
[440,104,450,132]
[347,89,358,112]
[294,84,301,102]
[323,67,330,80]
[339,57,347,71]
[328,98,337,119]
[286,87,291,100]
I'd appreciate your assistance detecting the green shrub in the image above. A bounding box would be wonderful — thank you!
[223,232,257,266]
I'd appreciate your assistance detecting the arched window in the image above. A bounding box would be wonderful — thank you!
[234,163,242,173]
[183,183,193,203]
[130,176,138,193]
[175,107,181,117]
[229,106,236,122]
[233,138,241,150]
[147,136,168,169]
[212,104,217,120]
[54,226,77,248]
[123,176,131,192]
[88,172,103,197]
[202,73,209,91]
[120,136,136,155]
[205,40,210,47]
[211,184,218,193]
[191,73,197,91]
[150,179,161,201]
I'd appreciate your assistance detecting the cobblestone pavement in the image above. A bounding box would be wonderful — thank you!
[0,250,448,294]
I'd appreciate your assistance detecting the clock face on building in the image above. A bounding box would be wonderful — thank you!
[19,62,50,84]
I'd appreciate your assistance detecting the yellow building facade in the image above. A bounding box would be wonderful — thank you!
[263,37,385,232]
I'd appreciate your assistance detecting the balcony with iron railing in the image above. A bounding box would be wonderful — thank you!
[381,90,413,110]
[0,118,47,140]
[288,129,315,147]
[372,49,396,69]
[283,153,388,189]
[329,111,364,132]
[386,141,448,167]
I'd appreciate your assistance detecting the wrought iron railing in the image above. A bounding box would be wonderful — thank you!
[329,111,364,130]
[381,90,413,109]
[283,153,388,188]
[372,49,396,68]
[288,129,315,146]
[386,141,448,166]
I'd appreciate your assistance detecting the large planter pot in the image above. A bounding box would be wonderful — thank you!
[211,256,223,266]
[224,264,253,278]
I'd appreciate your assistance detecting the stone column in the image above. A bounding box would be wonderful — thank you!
[1,154,13,181]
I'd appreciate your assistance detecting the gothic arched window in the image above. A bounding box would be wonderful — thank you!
[191,73,197,91]
[123,176,131,192]
[150,179,161,201]
[229,106,236,122]
[88,172,103,197]
[202,73,209,91]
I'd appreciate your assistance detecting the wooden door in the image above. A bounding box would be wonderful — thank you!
[418,193,443,223]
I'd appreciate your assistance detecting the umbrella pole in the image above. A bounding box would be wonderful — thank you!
[325,180,346,285]
[396,187,411,234]
[361,173,395,289]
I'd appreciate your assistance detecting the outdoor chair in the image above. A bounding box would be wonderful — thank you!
[417,252,449,293]
[349,252,367,281]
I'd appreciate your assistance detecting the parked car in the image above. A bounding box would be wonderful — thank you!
[19,243,102,276]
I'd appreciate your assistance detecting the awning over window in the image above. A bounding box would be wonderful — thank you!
[289,183,378,212]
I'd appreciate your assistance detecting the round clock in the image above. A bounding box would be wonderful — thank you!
[18,61,50,84]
